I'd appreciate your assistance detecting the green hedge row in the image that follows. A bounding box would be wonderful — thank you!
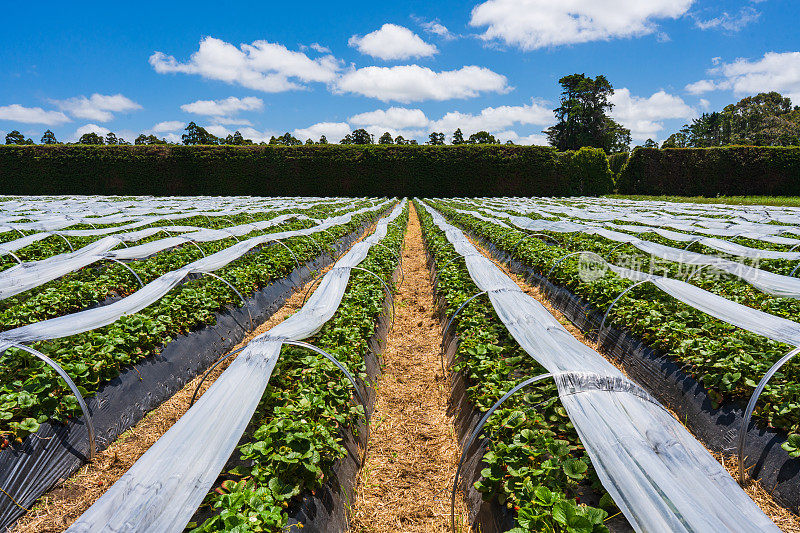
[0,145,613,197]
[617,146,800,196]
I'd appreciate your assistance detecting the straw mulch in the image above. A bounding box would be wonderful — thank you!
[349,205,469,533]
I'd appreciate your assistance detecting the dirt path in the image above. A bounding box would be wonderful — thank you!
[350,205,468,532]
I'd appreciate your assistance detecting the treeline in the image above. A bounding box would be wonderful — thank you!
[652,92,800,149]
[5,123,518,147]
[0,144,612,197]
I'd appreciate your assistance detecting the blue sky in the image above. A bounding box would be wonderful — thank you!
[1,0,799,145]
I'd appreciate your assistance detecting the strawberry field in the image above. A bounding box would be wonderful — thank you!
[0,195,798,532]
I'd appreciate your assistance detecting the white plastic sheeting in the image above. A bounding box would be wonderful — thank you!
[477,205,800,298]
[0,201,373,301]
[66,200,405,533]
[420,201,779,533]
[0,200,392,344]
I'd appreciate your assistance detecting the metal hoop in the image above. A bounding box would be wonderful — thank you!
[450,373,553,533]
[790,263,800,278]
[0,342,96,460]
[180,237,206,258]
[268,239,301,270]
[511,232,560,254]
[737,346,800,484]
[0,250,22,265]
[441,292,488,350]
[284,341,370,466]
[189,345,247,406]
[545,251,607,279]
[107,259,144,288]
[203,272,254,331]
[371,242,404,286]
[606,241,630,258]
[51,233,74,251]
[597,279,652,343]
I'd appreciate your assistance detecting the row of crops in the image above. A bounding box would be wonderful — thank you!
[1,193,798,532]
[0,195,402,529]
[424,196,800,530]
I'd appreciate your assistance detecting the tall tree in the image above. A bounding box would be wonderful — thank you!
[182,122,218,145]
[544,73,631,153]
[378,132,394,144]
[350,128,373,144]
[40,130,58,144]
[135,134,167,145]
[318,135,328,144]
[452,128,464,145]
[5,131,33,145]
[105,132,118,145]
[394,135,407,145]
[427,132,445,145]
[78,132,104,145]
[467,131,498,144]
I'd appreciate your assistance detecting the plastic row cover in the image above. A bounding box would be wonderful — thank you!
[0,200,393,343]
[420,201,779,533]
[447,203,800,346]
[481,206,800,298]
[66,200,405,533]
[0,200,372,299]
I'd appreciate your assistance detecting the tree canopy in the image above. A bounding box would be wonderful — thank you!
[544,73,631,153]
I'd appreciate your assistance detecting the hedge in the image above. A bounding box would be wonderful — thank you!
[617,146,800,196]
[0,144,613,197]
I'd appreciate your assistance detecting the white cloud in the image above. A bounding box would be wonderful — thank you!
[428,99,553,134]
[72,123,111,141]
[349,107,429,129]
[310,43,331,54]
[51,94,141,122]
[152,120,185,133]
[685,79,718,94]
[203,125,277,143]
[0,104,71,125]
[419,19,456,40]
[163,133,182,144]
[210,117,254,126]
[294,122,352,142]
[335,65,510,103]
[349,24,437,60]
[150,36,341,92]
[685,51,800,102]
[610,88,696,141]
[180,96,263,117]
[469,0,694,50]
[694,6,760,32]
[495,130,550,145]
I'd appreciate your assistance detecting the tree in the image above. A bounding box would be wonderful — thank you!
[78,132,105,144]
[182,122,219,145]
[394,135,407,145]
[661,131,689,148]
[544,73,631,153]
[427,132,445,145]
[5,130,33,145]
[318,135,328,144]
[305,138,314,145]
[467,131,498,144]
[270,132,301,145]
[339,134,354,144]
[105,132,118,145]
[135,134,167,145]
[40,130,58,144]
[378,132,394,144]
[642,138,658,148]
[722,92,800,146]
[350,128,373,144]
[452,128,464,145]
